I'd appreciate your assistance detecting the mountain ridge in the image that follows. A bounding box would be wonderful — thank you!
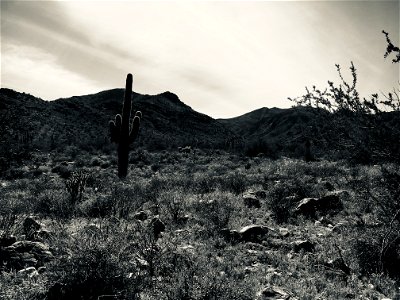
[3,87,397,161]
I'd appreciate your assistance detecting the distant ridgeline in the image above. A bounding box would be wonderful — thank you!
[1,88,399,163]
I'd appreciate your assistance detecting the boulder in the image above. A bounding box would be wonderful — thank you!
[3,241,53,270]
[18,266,39,278]
[318,193,343,211]
[255,190,267,199]
[257,286,290,300]
[239,225,275,243]
[179,146,192,153]
[134,211,148,221]
[220,228,241,243]
[295,192,343,218]
[291,240,314,252]
[324,257,350,275]
[23,217,42,240]
[279,227,290,237]
[295,197,319,217]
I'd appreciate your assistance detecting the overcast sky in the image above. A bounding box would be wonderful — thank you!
[1,1,399,118]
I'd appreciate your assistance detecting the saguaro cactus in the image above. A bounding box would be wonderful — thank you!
[109,74,142,178]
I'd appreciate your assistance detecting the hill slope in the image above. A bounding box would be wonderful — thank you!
[0,88,235,153]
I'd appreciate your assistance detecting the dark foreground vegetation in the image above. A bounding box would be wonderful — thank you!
[1,149,400,299]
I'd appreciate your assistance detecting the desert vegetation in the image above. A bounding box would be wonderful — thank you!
[1,31,400,299]
[1,149,400,299]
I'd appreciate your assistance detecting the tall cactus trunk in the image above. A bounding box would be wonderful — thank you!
[117,141,130,178]
[109,74,142,179]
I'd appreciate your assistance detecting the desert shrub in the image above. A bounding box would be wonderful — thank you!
[102,182,148,219]
[33,189,73,219]
[267,178,315,223]
[192,250,256,300]
[218,172,247,195]
[193,192,235,235]
[143,176,171,204]
[46,229,142,300]
[3,166,30,180]
[64,171,90,205]
[0,209,17,238]
[63,145,80,160]
[195,174,217,195]
[51,163,73,179]
[129,149,151,165]
[0,271,47,300]
[159,191,187,226]
[351,227,400,280]
[80,196,113,218]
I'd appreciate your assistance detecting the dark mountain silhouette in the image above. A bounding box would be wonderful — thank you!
[1,88,398,162]
[0,88,236,153]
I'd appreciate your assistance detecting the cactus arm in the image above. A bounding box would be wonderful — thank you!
[129,112,141,143]
[109,120,119,143]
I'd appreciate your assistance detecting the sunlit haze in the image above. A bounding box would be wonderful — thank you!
[1,1,399,118]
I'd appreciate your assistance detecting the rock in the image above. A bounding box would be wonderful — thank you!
[332,221,349,233]
[220,228,241,243]
[291,240,314,252]
[3,241,53,270]
[177,245,195,253]
[18,266,39,278]
[295,193,343,218]
[257,286,290,300]
[318,193,343,211]
[325,257,350,275]
[255,190,267,199]
[177,214,190,225]
[8,240,50,253]
[279,227,290,237]
[150,217,165,238]
[23,217,42,240]
[318,216,333,226]
[243,195,261,208]
[295,197,319,217]
[179,146,192,153]
[134,211,148,221]
[35,229,53,241]
[239,225,275,243]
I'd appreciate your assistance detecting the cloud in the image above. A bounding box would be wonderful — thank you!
[2,43,101,100]
[1,1,148,89]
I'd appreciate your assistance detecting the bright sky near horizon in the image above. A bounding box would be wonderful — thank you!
[1,1,399,118]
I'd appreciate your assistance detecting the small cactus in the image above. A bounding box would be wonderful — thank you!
[109,74,142,178]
